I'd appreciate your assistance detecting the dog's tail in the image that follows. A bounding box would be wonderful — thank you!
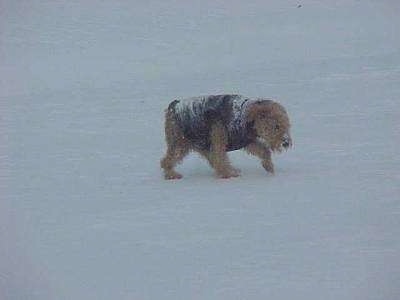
[167,99,179,112]
[164,100,180,124]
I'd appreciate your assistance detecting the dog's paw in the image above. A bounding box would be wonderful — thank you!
[229,167,241,177]
[262,160,274,174]
[164,171,183,180]
[217,168,241,179]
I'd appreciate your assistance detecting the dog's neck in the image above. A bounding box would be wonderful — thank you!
[245,120,258,142]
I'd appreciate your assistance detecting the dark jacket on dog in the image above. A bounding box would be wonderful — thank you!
[169,94,257,151]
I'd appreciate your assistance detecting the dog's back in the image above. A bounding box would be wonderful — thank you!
[169,94,255,151]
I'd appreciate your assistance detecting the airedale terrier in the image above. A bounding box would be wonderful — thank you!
[160,94,292,179]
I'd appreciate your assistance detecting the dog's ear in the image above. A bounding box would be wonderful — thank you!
[258,111,268,119]
[246,100,273,122]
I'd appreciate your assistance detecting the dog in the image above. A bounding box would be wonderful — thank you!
[160,94,292,179]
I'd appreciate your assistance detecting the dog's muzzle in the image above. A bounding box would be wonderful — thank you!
[282,134,292,149]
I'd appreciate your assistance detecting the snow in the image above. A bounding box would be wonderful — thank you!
[172,95,206,119]
[1,0,400,299]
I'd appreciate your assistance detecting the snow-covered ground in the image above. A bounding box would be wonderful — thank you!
[1,1,400,299]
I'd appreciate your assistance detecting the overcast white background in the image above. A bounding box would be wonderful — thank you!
[1,1,400,299]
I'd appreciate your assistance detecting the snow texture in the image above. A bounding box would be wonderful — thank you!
[1,1,400,299]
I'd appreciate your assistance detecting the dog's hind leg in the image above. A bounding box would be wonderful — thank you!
[161,144,189,179]
[245,140,274,173]
[160,110,189,180]
[207,122,240,178]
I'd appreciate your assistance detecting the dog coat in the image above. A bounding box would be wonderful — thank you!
[169,94,257,151]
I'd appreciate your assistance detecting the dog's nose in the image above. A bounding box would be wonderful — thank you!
[282,134,292,149]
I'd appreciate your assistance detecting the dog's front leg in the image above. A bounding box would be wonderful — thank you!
[208,122,240,178]
[245,141,274,174]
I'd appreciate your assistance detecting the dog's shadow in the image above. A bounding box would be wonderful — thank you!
[172,152,283,181]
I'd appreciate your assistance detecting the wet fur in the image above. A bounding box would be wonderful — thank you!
[161,97,292,179]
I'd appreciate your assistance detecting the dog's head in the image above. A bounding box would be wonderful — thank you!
[246,100,292,152]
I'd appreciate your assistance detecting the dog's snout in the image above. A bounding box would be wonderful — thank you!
[282,134,292,149]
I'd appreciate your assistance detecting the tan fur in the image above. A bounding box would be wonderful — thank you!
[206,122,240,178]
[160,108,190,179]
[245,140,275,173]
[160,99,292,179]
[246,100,291,152]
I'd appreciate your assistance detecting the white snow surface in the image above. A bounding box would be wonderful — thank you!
[1,1,400,299]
